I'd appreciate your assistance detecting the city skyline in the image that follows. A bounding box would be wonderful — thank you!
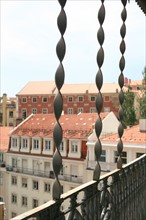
[1,0,145,97]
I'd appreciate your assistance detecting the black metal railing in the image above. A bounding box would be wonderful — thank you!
[6,165,83,184]
[11,154,146,220]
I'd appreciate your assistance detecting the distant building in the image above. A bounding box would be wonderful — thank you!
[16,81,122,120]
[0,126,13,220]
[87,122,146,172]
[0,94,16,127]
[5,112,118,218]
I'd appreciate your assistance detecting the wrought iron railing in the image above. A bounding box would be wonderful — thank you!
[11,154,146,220]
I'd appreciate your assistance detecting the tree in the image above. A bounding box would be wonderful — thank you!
[123,87,137,127]
[140,66,146,118]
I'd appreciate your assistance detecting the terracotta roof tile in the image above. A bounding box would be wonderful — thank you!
[17,81,56,95]
[0,127,14,151]
[101,125,146,145]
[11,112,109,139]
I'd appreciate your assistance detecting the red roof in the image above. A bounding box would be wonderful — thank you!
[11,113,109,139]
[101,125,146,145]
[0,127,14,151]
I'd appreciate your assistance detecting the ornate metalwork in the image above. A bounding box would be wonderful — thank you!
[11,155,146,220]
[117,0,127,169]
[52,0,67,200]
[93,0,105,181]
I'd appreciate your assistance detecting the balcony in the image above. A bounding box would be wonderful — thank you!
[11,154,146,220]
[6,166,83,184]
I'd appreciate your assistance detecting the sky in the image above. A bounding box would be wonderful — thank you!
[1,0,146,97]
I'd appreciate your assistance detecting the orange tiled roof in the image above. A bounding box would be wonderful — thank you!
[16,81,127,96]
[101,125,146,145]
[17,81,56,95]
[0,127,14,151]
[11,112,109,139]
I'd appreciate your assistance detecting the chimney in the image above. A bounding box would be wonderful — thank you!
[139,119,146,132]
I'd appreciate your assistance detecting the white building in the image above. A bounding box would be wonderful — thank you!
[5,112,119,219]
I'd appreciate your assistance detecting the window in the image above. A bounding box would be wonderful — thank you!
[32,97,37,103]
[44,140,51,150]
[59,142,64,152]
[104,96,110,102]
[22,97,27,103]
[0,197,3,202]
[42,108,48,114]
[44,183,50,192]
[0,152,4,163]
[32,108,37,114]
[68,96,73,102]
[0,172,3,185]
[90,108,96,113]
[11,212,17,218]
[33,199,38,208]
[22,138,28,148]
[99,150,106,162]
[90,96,96,102]
[22,178,27,188]
[67,108,73,114]
[78,96,83,102]
[114,151,127,164]
[33,139,39,149]
[12,176,17,185]
[22,196,27,206]
[12,137,18,148]
[12,194,17,204]
[71,141,78,153]
[136,153,144,158]
[9,111,13,118]
[42,97,48,103]
[78,108,83,113]
[12,158,17,168]
[104,107,110,112]
[22,109,27,119]
[33,180,39,190]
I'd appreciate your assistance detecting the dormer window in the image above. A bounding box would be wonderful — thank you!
[22,138,28,148]
[12,138,18,148]
[43,138,53,155]
[45,140,51,150]
[11,137,20,151]
[68,140,81,158]
[33,139,39,149]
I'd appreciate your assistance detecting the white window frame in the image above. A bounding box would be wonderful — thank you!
[12,137,18,148]
[44,139,51,150]
[90,108,96,113]
[12,176,17,185]
[22,178,27,188]
[90,96,96,102]
[67,108,73,114]
[68,96,73,102]
[78,108,83,113]
[69,140,81,158]
[33,199,39,208]
[32,97,37,103]
[78,96,84,102]
[22,97,27,103]
[12,158,17,168]
[44,183,50,192]
[33,180,39,190]
[22,138,28,148]
[42,97,48,103]
[42,108,48,114]
[104,107,110,112]
[33,139,39,149]
[98,150,106,162]
[12,194,17,204]
[32,108,37,114]
[22,196,27,207]
[114,151,127,164]
[71,141,78,153]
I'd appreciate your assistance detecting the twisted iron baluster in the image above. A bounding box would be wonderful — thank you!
[117,0,127,169]
[93,0,105,181]
[53,0,67,200]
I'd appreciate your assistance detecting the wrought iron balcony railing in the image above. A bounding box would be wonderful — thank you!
[11,154,146,220]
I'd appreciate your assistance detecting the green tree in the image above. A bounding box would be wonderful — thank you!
[140,66,146,118]
[123,87,137,126]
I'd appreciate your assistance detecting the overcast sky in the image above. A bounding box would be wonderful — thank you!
[1,0,145,97]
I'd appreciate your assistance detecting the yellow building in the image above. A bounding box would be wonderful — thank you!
[0,94,16,127]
